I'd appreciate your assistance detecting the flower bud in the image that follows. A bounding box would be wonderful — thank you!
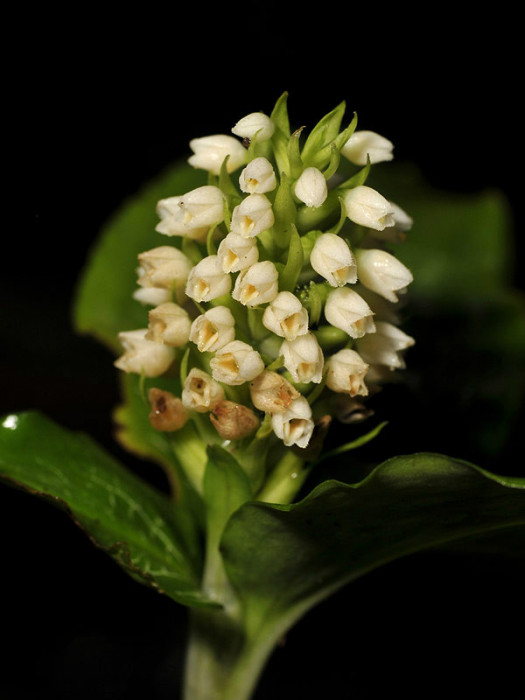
[250,370,300,414]
[262,291,309,340]
[324,287,376,338]
[185,255,232,303]
[239,157,277,194]
[188,134,248,174]
[146,302,191,347]
[310,233,357,287]
[281,332,324,384]
[232,112,275,142]
[343,185,395,231]
[217,232,259,273]
[294,167,327,208]
[341,130,394,166]
[209,400,260,440]
[137,246,193,290]
[114,329,175,377]
[232,260,279,307]
[148,388,188,431]
[355,321,415,370]
[181,368,225,413]
[133,287,172,306]
[271,396,314,448]
[156,186,224,239]
[210,340,265,386]
[230,194,274,238]
[355,248,413,303]
[189,306,235,353]
[326,348,369,397]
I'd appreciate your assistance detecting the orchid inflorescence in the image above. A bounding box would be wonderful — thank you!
[115,94,414,488]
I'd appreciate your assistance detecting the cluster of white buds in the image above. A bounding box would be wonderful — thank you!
[115,94,414,456]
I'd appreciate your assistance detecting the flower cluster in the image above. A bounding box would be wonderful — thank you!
[115,95,414,455]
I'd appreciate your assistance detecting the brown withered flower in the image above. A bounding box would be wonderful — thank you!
[210,400,260,440]
[148,388,188,431]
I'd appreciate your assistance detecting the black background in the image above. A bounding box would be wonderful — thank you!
[2,6,524,699]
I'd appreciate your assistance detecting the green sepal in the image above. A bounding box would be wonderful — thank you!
[299,280,323,326]
[269,91,290,138]
[287,127,305,179]
[278,225,304,293]
[299,229,324,260]
[338,154,371,190]
[301,101,346,166]
[311,111,358,171]
[322,143,341,180]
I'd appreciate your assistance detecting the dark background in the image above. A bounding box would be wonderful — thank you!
[2,7,524,699]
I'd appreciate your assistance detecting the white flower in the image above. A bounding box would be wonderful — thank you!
[341,130,394,166]
[249,370,300,414]
[185,255,232,303]
[232,112,275,142]
[355,321,415,370]
[114,329,175,377]
[232,260,279,307]
[324,287,376,338]
[146,302,192,347]
[355,248,413,303]
[181,368,225,413]
[239,157,277,194]
[132,287,172,306]
[210,340,265,386]
[137,246,193,290]
[189,306,235,353]
[156,186,224,239]
[271,395,314,448]
[262,291,309,340]
[343,185,396,231]
[281,332,324,384]
[230,193,274,238]
[294,167,327,208]
[326,348,369,397]
[217,232,259,273]
[310,233,357,287]
[188,134,248,175]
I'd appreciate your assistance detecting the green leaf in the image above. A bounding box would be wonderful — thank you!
[269,91,290,138]
[0,411,215,608]
[301,101,346,165]
[279,225,304,292]
[221,453,525,647]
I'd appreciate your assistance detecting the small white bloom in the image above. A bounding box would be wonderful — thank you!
[156,186,224,240]
[310,233,357,287]
[355,248,413,303]
[271,395,314,448]
[232,260,279,307]
[239,157,277,194]
[114,329,175,377]
[343,185,396,231]
[356,321,415,370]
[189,306,235,353]
[262,291,309,340]
[133,287,172,306]
[341,130,394,166]
[230,193,274,238]
[185,255,232,303]
[326,348,369,397]
[188,134,248,175]
[368,201,413,243]
[232,112,275,142]
[294,167,328,208]
[146,302,191,347]
[217,232,259,273]
[324,287,376,338]
[137,246,193,289]
[281,332,324,384]
[210,340,265,386]
[181,368,225,413]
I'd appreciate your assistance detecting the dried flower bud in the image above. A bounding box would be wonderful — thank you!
[230,194,274,238]
[326,348,369,397]
[188,134,248,174]
[324,287,376,338]
[185,255,232,303]
[217,232,259,273]
[232,112,275,142]
[271,396,314,448]
[181,368,224,413]
[189,306,235,353]
[341,130,394,166]
[114,329,175,377]
[137,246,193,290]
[232,260,279,307]
[146,302,191,347]
[210,400,260,440]
[310,233,357,287]
[355,248,413,303]
[355,321,415,370]
[210,340,265,386]
[281,332,324,384]
[262,291,309,340]
[343,185,395,231]
[239,157,277,194]
[148,388,188,431]
[294,167,328,208]
[250,370,300,414]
